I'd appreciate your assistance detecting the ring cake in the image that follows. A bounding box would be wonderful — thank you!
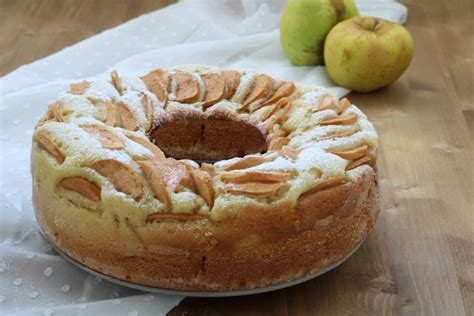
[31,65,379,291]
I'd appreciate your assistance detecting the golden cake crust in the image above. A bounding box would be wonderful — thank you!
[31,65,380,291]
[34,165,378,291]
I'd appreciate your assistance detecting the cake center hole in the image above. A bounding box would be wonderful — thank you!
[149,116,267,161]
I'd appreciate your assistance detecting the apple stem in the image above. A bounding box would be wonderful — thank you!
[372,19,380,32]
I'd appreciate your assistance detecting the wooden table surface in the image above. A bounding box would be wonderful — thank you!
[1,0,472,315]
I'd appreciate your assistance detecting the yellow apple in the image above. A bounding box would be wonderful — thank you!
[280,0,359,66]
[324,16,414,92]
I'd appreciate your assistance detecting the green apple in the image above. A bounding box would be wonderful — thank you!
[280,0,359,66]
[324,16,414,92]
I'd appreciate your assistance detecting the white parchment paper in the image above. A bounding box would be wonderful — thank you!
[0,0,407,314]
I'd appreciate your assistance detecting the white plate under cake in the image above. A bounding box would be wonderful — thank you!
[31,65,379,291]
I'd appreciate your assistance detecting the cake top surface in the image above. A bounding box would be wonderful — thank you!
[31,65,378,220]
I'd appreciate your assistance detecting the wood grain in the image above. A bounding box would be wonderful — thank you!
[0,0,176,75]
[1,0,472,315]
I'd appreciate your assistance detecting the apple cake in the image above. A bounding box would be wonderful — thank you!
[31,65,379,291]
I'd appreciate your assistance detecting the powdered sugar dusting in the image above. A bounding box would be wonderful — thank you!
[290,125,358,147]
[190,72,206,102]
[231,72,256,104]
[84,80,119,101]
[120,91,149,131]
[296,147,347,179]
[31,65,378,218]
[300,90,335,106]
[244,157,295,172]
[120,76,148,92]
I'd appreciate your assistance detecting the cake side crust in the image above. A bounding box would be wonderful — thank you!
[34,166,378,291]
